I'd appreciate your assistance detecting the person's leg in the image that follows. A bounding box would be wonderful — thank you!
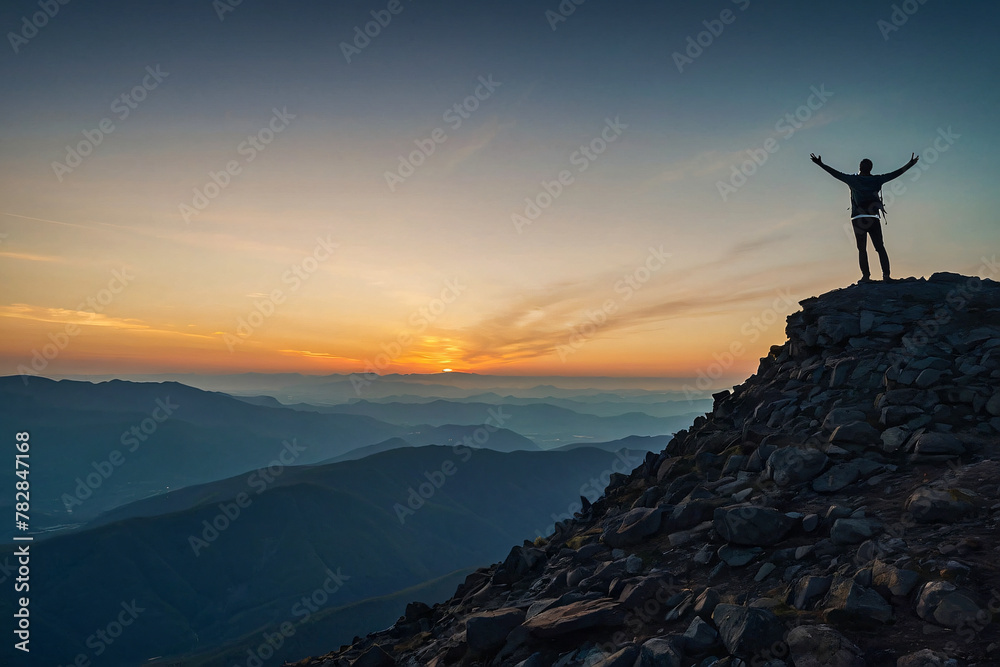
[867,219,891,279]
[852,218,871,279]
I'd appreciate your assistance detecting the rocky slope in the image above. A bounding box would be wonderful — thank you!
[294,272,1000,667]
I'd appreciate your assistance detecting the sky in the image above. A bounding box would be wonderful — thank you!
[1,0,998,381]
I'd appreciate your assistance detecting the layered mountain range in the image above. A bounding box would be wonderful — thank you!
[299,272,1000,667]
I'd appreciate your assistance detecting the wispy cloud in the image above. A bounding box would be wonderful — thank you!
[414,229,813,368]
[0,304,214,339]
[0,211,104,231]
[278,349,355,361]
[441,117,510,173]
[640,108,841,190]
[0,251,65,263]
[647,150,748,185]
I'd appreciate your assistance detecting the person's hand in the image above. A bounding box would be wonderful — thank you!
[810,153,822,165]
[908,152,919,166]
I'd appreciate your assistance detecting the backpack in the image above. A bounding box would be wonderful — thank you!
[850,179,888,224]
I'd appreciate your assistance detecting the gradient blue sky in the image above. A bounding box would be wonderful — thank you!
[1,0,998,378]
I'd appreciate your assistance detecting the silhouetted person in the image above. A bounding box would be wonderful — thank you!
[810,152,919,283]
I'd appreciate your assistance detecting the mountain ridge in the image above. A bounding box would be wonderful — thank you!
[298,272,1000,667]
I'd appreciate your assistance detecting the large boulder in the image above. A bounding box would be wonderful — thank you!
[681,616,719,654]
[904,487,976,523]
[872,560,921,596]
[823,408,867,431]
[915,581,983,628]
[766,447,829,487]
[618,575,675,611]
[634,638,682,667]
[495,545,547,584]
[896,649,955,667]
[711,604,786,660]
[911,432,965,456]
[816,315,860,344]
[791,575,833,610]
[465,608,526,656]
[829,518,877,545]
[812,462,861,493]
[786,624,864,667]
[713,506,795,546]
[823,578,893,626]
[521,599,625,638]
[829,421,880,445]
[602,507,663,548]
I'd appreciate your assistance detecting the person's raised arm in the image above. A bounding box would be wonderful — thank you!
[810,153,850,183]
[879,153,920,183]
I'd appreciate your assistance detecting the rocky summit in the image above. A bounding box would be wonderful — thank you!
[294,272,1000,667]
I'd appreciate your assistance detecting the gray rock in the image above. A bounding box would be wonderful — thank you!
[635,637,682,667]
[664,591,694,621]
[754,562,776,582]
[353,645,395,667]
[602,507,663,548]
[667,520,714,548]
[830,360,854,387]
[909,356,951,371]
[499,545,547,583]
[670,500,718,531]
[712,604,786,660]
[590,645,639,667]
[465,608,526,656]
[816,315,861,344]
[617,576,674,611]
[896,649,955,667]
[766,447,829,487]
[566,567,591,587]
[812,462,861,493]
[872,560,921,596]
[722,454,747,474]
[915,368,946,387]
[823,407,867,431]
[732,487,753,502]
[792,575,833,609]
[512,654,547,667]
[829,421,880,445]
[681,616,719,654]
[625,555,643,575]
[795,545,815,560]
[904,487,976,523]
[916,580,957,620]
[880,388,937,410]
[912,432,965,456]
[693,544,714,565]
[881,405,924,427]
[786,624,864,667]
[853,538,874,562]
[986,392,1000,417]
[914,580,983,628]
[824,505,852,521]
[713,507,795,546]
[693,587,721,619]
[830,518,876,544]
[718,544,763,567]
[933,589,982,628]
[521,599,625,638]
[526,598,557,620]
[880,426,910,453]
[823,577,893,625]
